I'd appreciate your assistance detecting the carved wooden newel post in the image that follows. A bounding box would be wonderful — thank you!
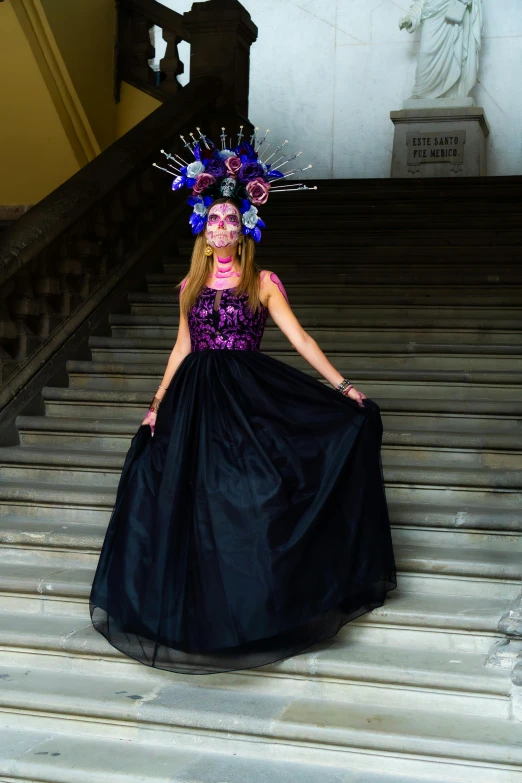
[183,0,258,138]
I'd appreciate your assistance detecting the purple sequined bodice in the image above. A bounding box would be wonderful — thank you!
[188,286,269,351]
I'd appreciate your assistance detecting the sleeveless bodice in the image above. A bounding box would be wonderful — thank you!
[188,286,269,351]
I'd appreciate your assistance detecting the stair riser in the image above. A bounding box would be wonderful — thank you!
[6,524,516,560]
[393,527,522,550]
[9,441,522,493]
[2,711,519,783]
[0,542,518,599]
[110,326,522,347]
[2,504,520,537]
[147,286,522,305]
[0,505,110,525]
[153,271,522,284]
[41,399,522,425]
[396,572,520,600]
[0,649,511,721]
[0,466,121,488]
[0,589,502,655]
[84,349,522,373]
[344,623,503,655]
[127,303,522,327]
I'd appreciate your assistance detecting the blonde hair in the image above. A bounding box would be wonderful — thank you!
[178,198,261,317]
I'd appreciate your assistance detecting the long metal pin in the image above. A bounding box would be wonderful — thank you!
[180,135,195,155]
[269,169,297,181]
[189,133,198,148]
[153,163,181,176]
[263,140,288,165]
[196,127,210,150]
[237,125,244,145]
[255,129,270,152]
[270,184,318,192]
[276,154,303,171]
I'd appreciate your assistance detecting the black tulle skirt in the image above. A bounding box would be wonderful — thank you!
[89,349,397,674]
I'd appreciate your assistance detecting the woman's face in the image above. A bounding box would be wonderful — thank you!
[205,203,242,251]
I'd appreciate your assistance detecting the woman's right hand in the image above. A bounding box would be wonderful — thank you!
[141,408,157,435]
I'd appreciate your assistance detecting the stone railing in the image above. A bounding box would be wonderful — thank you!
[0,0,257,425]
[115,0,190,102]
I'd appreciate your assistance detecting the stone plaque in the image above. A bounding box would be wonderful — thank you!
[406,131,466,166]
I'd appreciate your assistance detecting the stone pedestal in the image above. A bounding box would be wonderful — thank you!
[390,106,490,178]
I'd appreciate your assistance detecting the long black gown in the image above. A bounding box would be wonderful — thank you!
[89,281,397,674]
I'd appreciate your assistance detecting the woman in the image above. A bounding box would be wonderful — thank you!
[89,134,396,675]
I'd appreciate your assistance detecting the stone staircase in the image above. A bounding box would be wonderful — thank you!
[0,177,521,782]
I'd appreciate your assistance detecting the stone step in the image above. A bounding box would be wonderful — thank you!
[0,612,512,719]
[145,282,522,305]
[155,268,522,285]
[1,492,520,540]
[0,523,518,606]
[0,542,512,643]
[40,384,522,416]
[0,726,458,783]
[174,242,522,259]
[0,518,519,600]
[110,322,522,348]
[126,297,522,328]
[89,335,522,360]
[11,412,522,450]
[0,661,520,781]
[177,228,522,247]
[7,425,522,476]
[88,345,522,375]
[163,259,522,273]
[64,359,522,390]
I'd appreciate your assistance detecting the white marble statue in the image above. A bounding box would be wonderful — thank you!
[399,0,484,100]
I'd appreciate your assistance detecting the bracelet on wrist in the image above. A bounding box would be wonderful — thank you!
[336,379,353,394]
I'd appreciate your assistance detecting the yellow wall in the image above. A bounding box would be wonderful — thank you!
[40,0,117,151]
[0,1,79,204]
[0,0,162,205]
[116,81,162,140]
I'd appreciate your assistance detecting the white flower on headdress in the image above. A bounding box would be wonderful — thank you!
[187,160,205,178]
[242,205,259,229]
[193,201,208,216]
[218,149,235,160]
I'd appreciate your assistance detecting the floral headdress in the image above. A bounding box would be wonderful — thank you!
[153,126,316,242]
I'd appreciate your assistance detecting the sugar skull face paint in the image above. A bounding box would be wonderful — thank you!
[206,203,242,250]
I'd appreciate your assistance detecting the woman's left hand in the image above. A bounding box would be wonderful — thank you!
[344,385,367,408]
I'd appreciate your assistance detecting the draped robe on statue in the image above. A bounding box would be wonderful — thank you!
[407,0,483,99]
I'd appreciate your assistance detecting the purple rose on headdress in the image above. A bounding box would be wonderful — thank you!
[225,156,242,176]
[204,157,227,178]
[246,177,271,206]
[239,162,264,183]
[192,172,215,194]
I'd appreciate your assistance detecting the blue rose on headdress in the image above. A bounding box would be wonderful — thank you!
[204,157,227,178]
[242,205,259,229]
[239,162,264,183]
[186,161,205,178]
